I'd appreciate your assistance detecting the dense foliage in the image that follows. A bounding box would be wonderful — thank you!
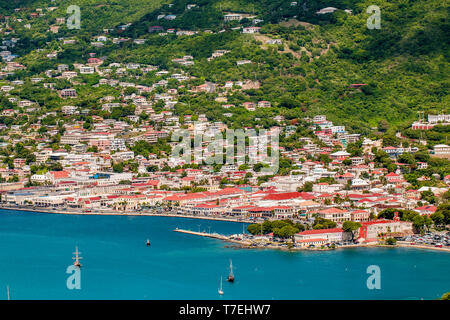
[247,219,305,238]
[1,0,448,133]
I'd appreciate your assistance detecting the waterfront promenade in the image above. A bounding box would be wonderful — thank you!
[0,205,253,223]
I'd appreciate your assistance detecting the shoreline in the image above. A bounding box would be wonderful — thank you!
[395,241,450,253]
[174,228,450,253]
[1,206,449,253]
[0,205,252,224]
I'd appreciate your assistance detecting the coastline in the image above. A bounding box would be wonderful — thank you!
[395,241,450,253]
[0,205,252,224]
[173,228,450,253]
[1,206,449,253]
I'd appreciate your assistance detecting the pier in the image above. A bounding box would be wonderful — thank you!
[173,228,252,245]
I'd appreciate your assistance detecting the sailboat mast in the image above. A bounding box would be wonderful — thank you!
[73,246,82,267]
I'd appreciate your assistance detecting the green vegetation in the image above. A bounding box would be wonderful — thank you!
[431,203,450,226]
[312,217,337,229]
[0,0,448,184]
[385,237,397,245]
[247,219,305,238]
[377,208,437,232]
[1,0,448,135]
[441,292,450,300]
[130,139,171,158]
[342,221,361,241]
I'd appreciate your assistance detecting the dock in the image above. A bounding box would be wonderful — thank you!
[173,228,252,245]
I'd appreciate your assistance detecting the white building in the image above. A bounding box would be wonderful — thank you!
[224,14,242,21]
[79,66,95,74]
[434,144,450,156]
[428,114,450,123]
[358,219,413,242]
[294,228,352,247]
[316,7,338,14]
[61,105,78,115]
[110,139,127,151]
[242,27,261,34]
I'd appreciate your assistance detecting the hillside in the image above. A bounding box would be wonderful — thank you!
[0,0,448,136]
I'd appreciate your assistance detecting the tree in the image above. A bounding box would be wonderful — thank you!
[239,164,249,170]
[342,221,361,241]
[247,223,262,235]
[397,153,416,166]
[113,162,124,173]
[430,212,445,227]
[318,153,331,165]
[412,215,432,232]
[346,142,363,157]
[273,225,299,239]
[385,237,397,245]
[414,151,430,163]
[421,190,436,204]
[442,190,450,201]
[382,135,400,147]
[441,292,450,300]
[299,181,313,192]
[253,163,264,172]
[87,146,98,153]
[271,220,290,229]
[342,158,352,166]
[377,120,389,132]
[49,162,63,171]
[294,222,305,232]
[434,203,450,225]
[313,217,336,229]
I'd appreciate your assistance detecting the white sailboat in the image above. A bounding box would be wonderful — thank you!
[218,276,224,295]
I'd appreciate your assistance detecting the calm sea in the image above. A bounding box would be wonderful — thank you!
[0,209,449,300]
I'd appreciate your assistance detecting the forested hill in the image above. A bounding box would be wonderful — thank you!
[0,0,448,134]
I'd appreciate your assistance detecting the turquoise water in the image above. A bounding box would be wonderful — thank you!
[0,209,449,300]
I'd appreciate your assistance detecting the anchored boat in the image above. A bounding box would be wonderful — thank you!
[227,259,234,283]
[218,276,224,295]
[73,246,82,268]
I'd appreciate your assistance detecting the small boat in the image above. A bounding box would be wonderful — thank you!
[73,246,82,268]
[146,239,151,246]
[218,276,224,295]
[226,259,234,283]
